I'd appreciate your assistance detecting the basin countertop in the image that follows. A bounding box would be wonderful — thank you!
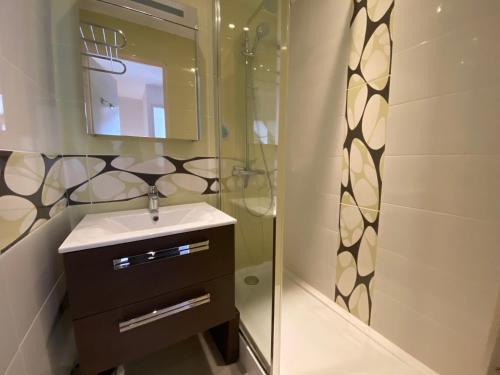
[58,202,237,253]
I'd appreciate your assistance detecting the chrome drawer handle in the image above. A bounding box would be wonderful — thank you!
[113,240,209,270]
[119,293,211,333]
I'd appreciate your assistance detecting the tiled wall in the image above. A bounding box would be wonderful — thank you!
[283,0,350,298]
[0,151,219,253]
[334,0,394,325]
[0,0,219,255]
[370,1,500,374]
[0,0,80,373]
[490,328,500,375]
[0,0,219,253]
[0,0,218,374]
[285,0,500,374]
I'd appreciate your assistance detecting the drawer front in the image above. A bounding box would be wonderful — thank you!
[64,225,234,319]
[73,275,235,375]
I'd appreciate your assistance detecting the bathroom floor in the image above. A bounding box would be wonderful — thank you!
[124,334,245,375]
[280,274,430,375]
[76,334,246,375]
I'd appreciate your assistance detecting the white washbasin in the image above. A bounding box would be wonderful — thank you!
[59,202,237,253]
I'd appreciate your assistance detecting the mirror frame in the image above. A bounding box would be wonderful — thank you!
[81,0,202,141]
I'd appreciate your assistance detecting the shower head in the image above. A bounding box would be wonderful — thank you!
[250,22,270,53]
[255,22,270,41]
[242,22,271,58]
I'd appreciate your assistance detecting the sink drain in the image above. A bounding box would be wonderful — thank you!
[244,275,260,285]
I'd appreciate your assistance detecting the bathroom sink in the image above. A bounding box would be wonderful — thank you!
[59,202,236,253]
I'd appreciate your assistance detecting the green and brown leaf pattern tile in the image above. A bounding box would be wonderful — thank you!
[335,0,394,325]
[0,151,219,253]
[0,150,66,252]
[68,155,219,204]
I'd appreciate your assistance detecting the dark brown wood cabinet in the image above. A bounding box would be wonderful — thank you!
[63,225,238,375]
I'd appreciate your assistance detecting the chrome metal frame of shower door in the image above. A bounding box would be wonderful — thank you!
[213,0,282,374]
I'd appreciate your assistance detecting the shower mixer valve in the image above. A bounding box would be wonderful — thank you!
[232,166,266,188]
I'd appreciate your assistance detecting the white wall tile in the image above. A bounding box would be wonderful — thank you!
[372,290,489,375]
[284,0,351,300]
[386,85,500,156]
[378,204,500,285]
[488,324,500,375]
[49,0,81,48]
[373,247,497,351]
[4,351,27,375]
[0,58,61,154]
[52,44,84,103]
[284,190,340,256]
[373,2,500,373]
[20,277,77,375]
[0,1,79,373]
[0,0,55,95]
[287,74,347,138]
[286,258,336,301]
[390,13,500,104]
[393,0,500,52]
[0,210,71,340]
[0,263,20,375]
[285,222,339,269]
[289,0,352,57]
[381,155,500,222]
[285,112,345,169]
[316,193,341,233]
[288,49,348,120]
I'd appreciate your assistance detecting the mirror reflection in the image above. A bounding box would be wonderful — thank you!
[88,57,167,138]
[80,0,201,141]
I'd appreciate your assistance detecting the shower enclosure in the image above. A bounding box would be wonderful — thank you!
[215,0,281,369]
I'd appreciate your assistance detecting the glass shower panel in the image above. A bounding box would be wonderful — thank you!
[217,0,279,367]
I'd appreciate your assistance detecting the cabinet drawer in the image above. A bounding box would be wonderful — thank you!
[64,225,234,319]
[73,274,235,375]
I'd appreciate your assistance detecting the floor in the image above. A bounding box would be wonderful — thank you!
[235,262,273,365]
[81,334,246,375]
[75,269,431,375]
[280,274,432,375]
[125,334,245,375]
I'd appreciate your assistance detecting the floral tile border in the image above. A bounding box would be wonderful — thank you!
[67,155,219,205]
[334,0,395,325]
[0,150,67,253]
[0,151,219,253]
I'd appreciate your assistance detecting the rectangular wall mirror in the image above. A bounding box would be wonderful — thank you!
[80,0,201,141]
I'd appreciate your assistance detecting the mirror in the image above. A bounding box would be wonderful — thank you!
[80,0,200,141]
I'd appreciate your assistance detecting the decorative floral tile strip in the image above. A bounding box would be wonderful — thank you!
[68,155,219,204]
[0,151,219,253]
[0,151,67,253]
[334,0,394,325]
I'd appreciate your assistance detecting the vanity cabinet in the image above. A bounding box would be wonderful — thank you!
[63,224,238,375]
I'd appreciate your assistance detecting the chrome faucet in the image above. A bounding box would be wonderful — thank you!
[148,185,159,221]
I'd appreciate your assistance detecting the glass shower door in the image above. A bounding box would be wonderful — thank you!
[216,0,279,368]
